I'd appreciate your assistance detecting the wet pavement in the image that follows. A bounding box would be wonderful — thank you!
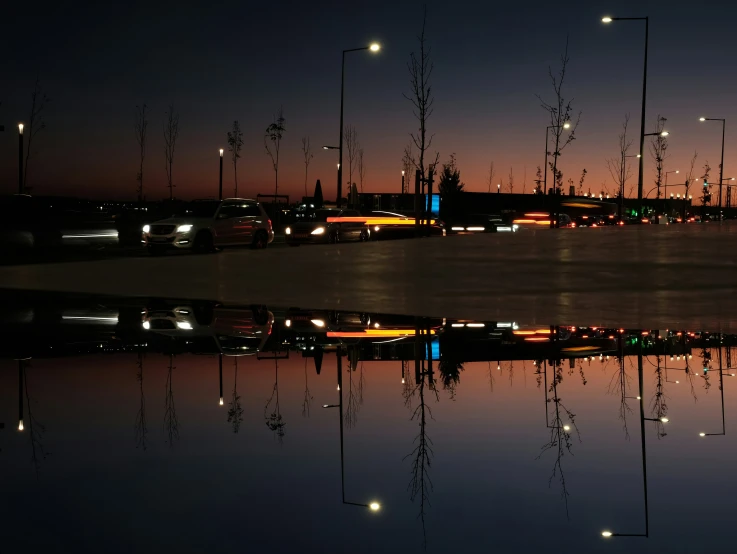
[0,224,736,329]
[1,291,736,553]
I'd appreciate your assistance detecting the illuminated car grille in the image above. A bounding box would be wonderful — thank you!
[151,225,175,235]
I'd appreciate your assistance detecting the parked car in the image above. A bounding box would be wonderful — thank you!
[0,194,63,253]
[284,208,369,246]
[142,198,273,254]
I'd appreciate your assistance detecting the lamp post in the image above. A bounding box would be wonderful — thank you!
[218,149,224,200]
[642,130,669,215]
[602,16,649,211]
[218,354,224,406]
[323,352,381,511]
[619,153,641,219]
[699,117,726,212]
[337,43,380,209]
[402,170,405,194]
[543,122,571,196]
[497,183,500,194]
[18,123,24,194]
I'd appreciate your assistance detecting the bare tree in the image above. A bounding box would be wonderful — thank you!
[534,166,544,195]
[649,115,669,199]
[606,114,633,210]
[134,353,148,450]
[508,166,514,194]
[23,78,50,192]
[402,142,414,193]
[163,105,180,200]
[227,120,244,197]
[22,361,48,477]
[537,37,581,199]
[684,151,699,217]
[486,161,496,193]
[607,357,632,440]
[404,6,436,184]
[404,373,436,549]
[134,104,148,202]
[344,125,358,194]
[264,359,285,442]
[302,360,313,417]
[701,160,713,210]
[301,136,313,197]
[358,147,366,193]
[578,168,588,196]
[163,354,180,447]
[264,107,286,197]
[538,362,581,519]
[227,358,244,433]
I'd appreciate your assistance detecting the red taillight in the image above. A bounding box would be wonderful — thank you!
[268,219,272,229]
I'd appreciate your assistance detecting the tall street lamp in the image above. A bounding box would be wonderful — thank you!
[337,43,381,209]
[218,149,224,200]
[602,15,649,210]
[402,170,405,194]
[323,352,381,511]
[699,341,730,438]
[699,117,726,211]
[18,123,24,194]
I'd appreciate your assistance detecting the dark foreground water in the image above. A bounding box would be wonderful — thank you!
[1,291,735,553]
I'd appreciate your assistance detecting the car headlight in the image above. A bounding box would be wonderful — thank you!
[285,227,291,235]
[142,321,150,330]
[176,321,193,330]
[176,224,193,233]
[311,227,325,235]
[142,225,150,233]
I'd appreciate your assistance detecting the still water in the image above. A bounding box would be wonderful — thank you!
[1,291,735,553]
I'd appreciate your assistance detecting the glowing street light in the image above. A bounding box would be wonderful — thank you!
[18,419,24,431]
[601,16,613,23]
[218,148,224,200]
[337,43,381,208]
[18,123,24,194]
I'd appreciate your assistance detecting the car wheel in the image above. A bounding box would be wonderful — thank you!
[251,230,268,250]
[148,246,167,256]
[193,231,214,254]
[359,229,369,242]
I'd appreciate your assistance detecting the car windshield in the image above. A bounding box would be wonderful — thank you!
[172,201,220,218]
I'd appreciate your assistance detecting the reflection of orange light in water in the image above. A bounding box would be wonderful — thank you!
[512,219,551,225]
[525,337,550,342]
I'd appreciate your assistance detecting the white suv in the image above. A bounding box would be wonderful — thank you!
[143,198,274,254]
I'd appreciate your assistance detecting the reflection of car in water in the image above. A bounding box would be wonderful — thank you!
[142,303,273,355]
[285,209,369,245]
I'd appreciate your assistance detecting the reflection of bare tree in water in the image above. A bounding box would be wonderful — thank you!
[438,359,463,400]
[22,361,48,476]
[345,359,365,428]
[134,352,148,450]
[227,358,244,433]
[404,373,437,550]
[607,356,632,440]
[163,354,180,447]
[538,361,581,519]
[487,362,496,393]
[683,357,699,402]
[302,360,313,417]
[649,356,668,439]
[264,359,285,442]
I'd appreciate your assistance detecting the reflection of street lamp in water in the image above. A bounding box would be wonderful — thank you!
[601,349,670,539]
[323,352,381,511]
[699,342,727,438]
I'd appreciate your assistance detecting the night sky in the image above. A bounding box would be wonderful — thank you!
[2,0,736,201]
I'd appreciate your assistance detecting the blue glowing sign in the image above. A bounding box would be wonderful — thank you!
[426,194,440,215]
